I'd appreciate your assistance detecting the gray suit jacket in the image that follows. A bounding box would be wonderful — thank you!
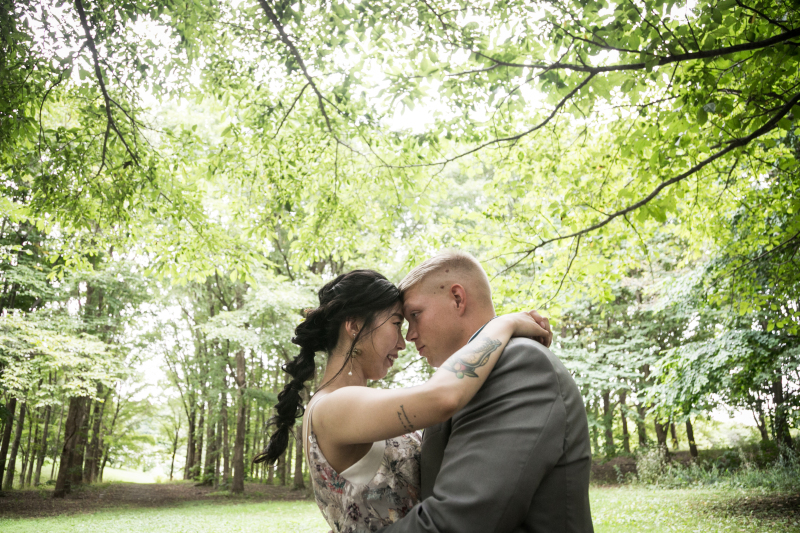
[381,338,593,533]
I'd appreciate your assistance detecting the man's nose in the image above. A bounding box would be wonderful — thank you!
[405,324,416,342]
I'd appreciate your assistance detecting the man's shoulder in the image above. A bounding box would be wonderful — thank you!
[499,337,558,371]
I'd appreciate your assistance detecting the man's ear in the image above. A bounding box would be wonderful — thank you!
[450,284,467,316]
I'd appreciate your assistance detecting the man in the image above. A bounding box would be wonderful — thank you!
[382,250,594,533]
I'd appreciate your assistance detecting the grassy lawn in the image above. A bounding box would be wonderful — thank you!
[591,486,800,533]
[0,499,329,533]
[1,485,797,532]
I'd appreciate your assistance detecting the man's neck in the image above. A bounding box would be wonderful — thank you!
[460,309,497,346]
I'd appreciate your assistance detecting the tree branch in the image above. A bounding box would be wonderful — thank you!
[513,91,800,261]
[383,73,595,169]
[73,0,138,166]
[479,27,800,74]
[257,0,356,153]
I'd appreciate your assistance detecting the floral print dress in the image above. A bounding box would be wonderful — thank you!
[305,405,421,533]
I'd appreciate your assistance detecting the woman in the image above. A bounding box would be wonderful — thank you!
[253,269,547,532]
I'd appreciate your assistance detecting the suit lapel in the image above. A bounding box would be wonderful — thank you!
[420,418,451,500]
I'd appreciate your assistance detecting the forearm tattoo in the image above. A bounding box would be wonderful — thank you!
[397,404,414,432]
[442,337,502,379]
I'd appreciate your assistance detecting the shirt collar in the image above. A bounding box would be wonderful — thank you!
[467,316,497,344]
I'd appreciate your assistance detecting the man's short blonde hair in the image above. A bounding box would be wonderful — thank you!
[399,250,491,299]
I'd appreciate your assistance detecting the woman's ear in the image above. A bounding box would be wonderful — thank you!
[344,318,361,338]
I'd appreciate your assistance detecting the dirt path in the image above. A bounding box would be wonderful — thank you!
[0,482,311,519]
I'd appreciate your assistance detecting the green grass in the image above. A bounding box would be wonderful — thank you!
[0,500,329,533]
[591,486,799,533]
[1,486,797,533]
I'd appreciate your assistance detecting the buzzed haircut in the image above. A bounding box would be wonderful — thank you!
[399,250,492,300]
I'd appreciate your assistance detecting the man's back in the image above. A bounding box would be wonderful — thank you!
[383,338,593,533]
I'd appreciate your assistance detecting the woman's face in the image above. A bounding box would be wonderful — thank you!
[356,305,406,381]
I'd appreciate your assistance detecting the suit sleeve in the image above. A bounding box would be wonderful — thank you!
[381,339,567,533]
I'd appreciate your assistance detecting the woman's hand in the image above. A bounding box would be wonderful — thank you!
[497,310,552,348]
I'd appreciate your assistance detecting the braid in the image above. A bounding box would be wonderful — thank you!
[253,308,326,465]
[253,270,400,465]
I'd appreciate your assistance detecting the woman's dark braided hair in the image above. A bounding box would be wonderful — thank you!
[253,269,400,465]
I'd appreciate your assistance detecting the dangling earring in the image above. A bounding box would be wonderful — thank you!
[349,332,360,375]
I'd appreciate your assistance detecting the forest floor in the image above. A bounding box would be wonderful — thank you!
[0,481,798,532]
[0,481,311,518]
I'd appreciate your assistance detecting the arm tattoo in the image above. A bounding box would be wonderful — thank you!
[442,337,502,379]
[397,404,414,432]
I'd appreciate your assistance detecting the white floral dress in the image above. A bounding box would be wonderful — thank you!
[305,405,421,533]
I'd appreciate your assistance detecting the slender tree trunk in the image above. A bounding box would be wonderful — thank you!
[0,397,17,489]
[232,349,246,494]
[619,391,630,454]
[23,410,38,487]
[222,393,230,481]
[293,419,305,489]
[635,402,648,447]
[99,447,110,482]
[654,418,669,448]
[202,402,216,486]
[184,407,196,480]
[34,403,51,486]
[771,375,793,450]
[277,449,286,486]
[54,397,87,498]
[194,404,205,480]
[669,422,679,450]
[752,405,770,442]
[685,418,698,458]
[214,417,222,489]
[3,402,25,490]
[50,400,65,481]
[590,401,599,455]
[601,390,615,457]
[169,425,179,481]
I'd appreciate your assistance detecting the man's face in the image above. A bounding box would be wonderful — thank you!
[402,284,463,368]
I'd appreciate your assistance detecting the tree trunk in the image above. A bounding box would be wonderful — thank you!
[232,349,247,494]
[85,386,106,483]
[685,418,698,458]
[184,407,196,480]
[50,400,65,481]
[99,447,110,482]
[293,418,305,489]
[70,397,90,488]
[277,449,286,486]
[54,397,88,498]
[635,402,648,447]
[752,405,770,442]
[214,417,222,489]
[619,390,630,454]
[0,397,17,490]
[34,403,51,486]
[3,402,25,490]
[669,422,679,450]
[23,409,38,488]
[771,375,793,450]
[194,404,205,480]
[601,390,615,457]
[222,393,230,481]
[654,418,669,448]
[202,402,216,486]
[169,424,179,481]
[590,401,599,455]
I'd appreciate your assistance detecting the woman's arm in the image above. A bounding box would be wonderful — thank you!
[313,312,548,445]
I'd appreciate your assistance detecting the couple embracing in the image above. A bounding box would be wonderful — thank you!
[254,250,594,533]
